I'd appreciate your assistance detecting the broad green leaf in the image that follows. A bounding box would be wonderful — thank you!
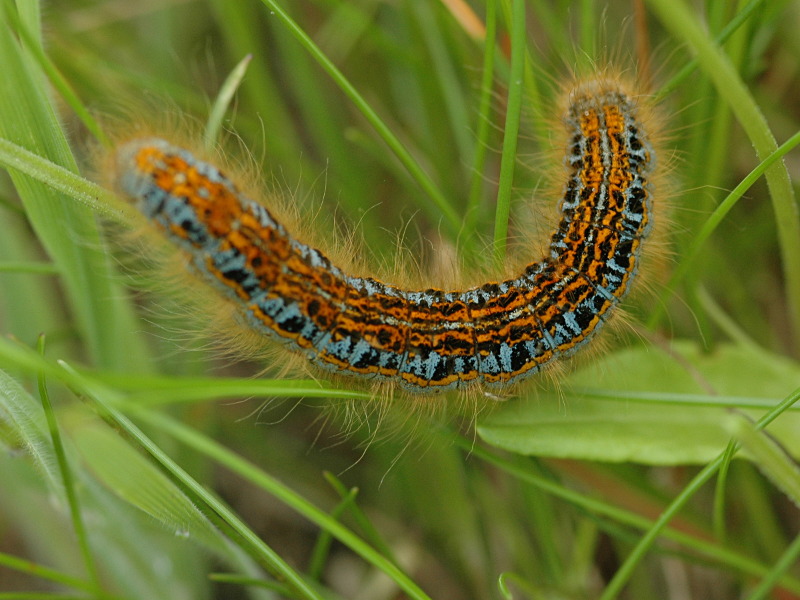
[0,368,58,491]
[71,419,224,552]
[478,341,800,465]
[728,413,800,508]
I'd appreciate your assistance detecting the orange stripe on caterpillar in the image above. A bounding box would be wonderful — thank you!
[113,77,654,393]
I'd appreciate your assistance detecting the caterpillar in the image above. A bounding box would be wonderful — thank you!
[113,77,654,394]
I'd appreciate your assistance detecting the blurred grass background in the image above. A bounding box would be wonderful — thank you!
[1,0,800,599]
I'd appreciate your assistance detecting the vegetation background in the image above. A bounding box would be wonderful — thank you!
[0,0,799,598]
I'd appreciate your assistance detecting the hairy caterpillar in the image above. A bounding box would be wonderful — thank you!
[113,77,654,394]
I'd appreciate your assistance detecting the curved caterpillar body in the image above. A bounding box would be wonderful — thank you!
[114,78,654,393]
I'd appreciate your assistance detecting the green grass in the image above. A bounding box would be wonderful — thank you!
[1,0,799,598]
